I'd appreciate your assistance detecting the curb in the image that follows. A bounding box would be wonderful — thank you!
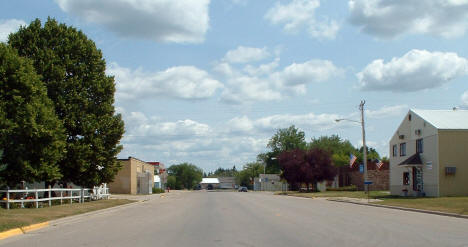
[0,222,49,240]
[327,199,468,219]
[0,199,142,241]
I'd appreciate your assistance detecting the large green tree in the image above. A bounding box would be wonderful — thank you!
[309,135,357,167]
[0,43,65,187]
[258,125,306,173]
[167,163,203,190]
[8,18,124,187]
[236,162,264,189]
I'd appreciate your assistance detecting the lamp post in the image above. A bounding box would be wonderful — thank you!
[335,100,368,193]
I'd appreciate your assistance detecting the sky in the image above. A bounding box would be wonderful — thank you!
[2,0,468,172]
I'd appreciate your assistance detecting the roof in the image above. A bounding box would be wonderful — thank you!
[398,153,423,167]
[411,109,468,129]
[201,178,219,184]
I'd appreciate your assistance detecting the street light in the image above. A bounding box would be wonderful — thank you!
[335,100,368,193]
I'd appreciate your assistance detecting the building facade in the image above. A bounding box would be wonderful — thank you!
[108,157,154,195]
[389,109,468,197]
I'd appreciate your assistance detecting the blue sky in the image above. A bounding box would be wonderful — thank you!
[2,0,468,172]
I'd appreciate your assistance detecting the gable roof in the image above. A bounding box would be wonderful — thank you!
[411,109,468,130]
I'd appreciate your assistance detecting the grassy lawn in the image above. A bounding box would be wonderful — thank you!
[277,191,468,215]
[375,197,468,215]
[0,199,133,232]
[276,190,390,199]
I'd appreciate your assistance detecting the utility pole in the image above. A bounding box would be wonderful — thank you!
[360,100,368,194]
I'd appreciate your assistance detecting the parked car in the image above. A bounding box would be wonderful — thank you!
[238,186,248,192]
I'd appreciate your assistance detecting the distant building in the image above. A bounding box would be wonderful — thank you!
[108,157,154,195]
[147,161,167,190]
[390,109,468,197]
[200,178,220,190]
[254,174,288,191]
[218,177,237,189]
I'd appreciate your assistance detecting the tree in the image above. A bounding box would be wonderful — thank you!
[0,43,65,187]
[236,162,264,189]
[166,176,177,190]
[9,18,125,187]
[259,125,306,174]
[309,135,356,167]
[267,125,306,153]
[167,163,203,190]
[278,148,336,191]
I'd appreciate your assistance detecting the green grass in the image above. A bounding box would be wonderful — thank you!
[277,191,468,215]
[0,199,134,232]
[375,197,468,215]
[276,190,391,199]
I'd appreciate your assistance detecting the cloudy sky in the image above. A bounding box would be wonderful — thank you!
[2,0,468,172]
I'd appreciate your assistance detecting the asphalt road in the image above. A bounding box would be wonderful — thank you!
[2,191,468,247]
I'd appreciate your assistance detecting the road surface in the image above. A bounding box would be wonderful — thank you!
[2,191,468,247]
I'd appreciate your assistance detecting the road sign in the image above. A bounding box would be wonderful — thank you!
[359,164,364,173]
[364,181,373,185]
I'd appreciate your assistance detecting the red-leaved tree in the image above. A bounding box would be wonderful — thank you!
[278,148,337,191]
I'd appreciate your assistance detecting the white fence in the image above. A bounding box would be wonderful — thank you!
[0,184,110,210]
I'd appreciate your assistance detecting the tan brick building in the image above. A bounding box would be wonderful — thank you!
[109,157,154,195]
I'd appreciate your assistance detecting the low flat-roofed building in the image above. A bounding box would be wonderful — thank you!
[109,157,154,195]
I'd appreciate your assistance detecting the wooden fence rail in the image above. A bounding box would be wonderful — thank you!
[0,185,110,209]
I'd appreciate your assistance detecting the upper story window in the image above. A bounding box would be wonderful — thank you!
[416,139,423,153]
[392,144,398,157]
[400,142,406,156]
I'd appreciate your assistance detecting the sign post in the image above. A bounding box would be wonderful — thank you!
[364,181,373,203]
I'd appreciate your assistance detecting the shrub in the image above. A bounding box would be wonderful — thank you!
[326,185,358,191]
[152,188,165,194]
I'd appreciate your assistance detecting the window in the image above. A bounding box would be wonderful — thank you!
[392,144,398,157]
[416,139,423,153]
[403,172,410,185]
[400,143,406,156]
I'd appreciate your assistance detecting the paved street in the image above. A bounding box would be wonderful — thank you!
[1,191,468,247]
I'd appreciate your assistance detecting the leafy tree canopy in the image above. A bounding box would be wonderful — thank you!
[278,148,336,191]
[0,43,65,187]
[267,125,306,154]
[236,162,264,189]
[309,135,356,167]
[8,18,124,187]
[167,163,203,190]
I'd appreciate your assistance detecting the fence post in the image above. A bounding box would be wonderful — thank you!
[60,190,63,205]
[48,185,52,207]
[35,190,39,208]
[80,188,83,203]
[70,189,72,204]
[6,187,9,210]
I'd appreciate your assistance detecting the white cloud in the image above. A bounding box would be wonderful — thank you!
[462,91,468,106]
[219,58,342,103]
[357,49,468,92]
[366,105,408,119]
[55,0,210,43]
[0,19,26,42]
[349,0,468,39]
[109,63,223,101]
[265,0,339,39]
[224,46,270,64]
[118,111,269,169]
[227,112,342,134]
[280,60,340,85]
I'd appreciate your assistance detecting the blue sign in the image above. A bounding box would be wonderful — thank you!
[359,164,364,173]
[364,181,373,185]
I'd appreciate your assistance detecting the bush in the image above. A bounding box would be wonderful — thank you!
[152,188,165,194]
[326,185,358,191]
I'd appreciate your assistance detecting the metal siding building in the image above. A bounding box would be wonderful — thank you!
[389,109,468,197]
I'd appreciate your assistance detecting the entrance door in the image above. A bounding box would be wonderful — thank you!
[412,167,423,192]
